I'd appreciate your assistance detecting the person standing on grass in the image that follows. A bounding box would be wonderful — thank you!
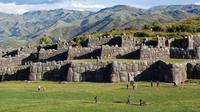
[94,96,98,104]
[37,85,41,91]
[127,95,131,104]
[139,99,143,106]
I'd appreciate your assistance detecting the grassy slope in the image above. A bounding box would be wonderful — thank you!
[0,81,199,112]
[0,37,27,49]
[169,16,200,27]
[74,15,200,42]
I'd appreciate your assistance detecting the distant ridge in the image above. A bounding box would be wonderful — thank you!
[0,4,200,41]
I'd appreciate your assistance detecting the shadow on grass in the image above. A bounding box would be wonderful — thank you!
[113,100,151,106]
[81,101,94,104]
[113,100,126,104]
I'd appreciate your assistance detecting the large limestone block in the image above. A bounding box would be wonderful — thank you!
[67,68,73,81]
[132,63,138,72]
[171,64,187,85]
[119,71,128,82]
[36,73,42,80]
[29,73,36,81]
[73,72,80,82]
[111,73,120,83]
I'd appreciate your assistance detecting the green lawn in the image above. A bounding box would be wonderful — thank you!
[72,58,195,64]
[0,81,199,112]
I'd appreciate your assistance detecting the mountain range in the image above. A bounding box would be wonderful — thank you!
[0,4,200,42]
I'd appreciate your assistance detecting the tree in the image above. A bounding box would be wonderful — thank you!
[40,35,53,45]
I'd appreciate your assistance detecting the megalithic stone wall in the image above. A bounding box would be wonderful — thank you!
[110,60,157,83]
[29,61,71,81]
[67,61,111,82]
[65,60,191,84]
[0,65,30,81]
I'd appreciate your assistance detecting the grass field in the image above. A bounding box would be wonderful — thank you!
[72,58,194,64]
[0,81,199,112]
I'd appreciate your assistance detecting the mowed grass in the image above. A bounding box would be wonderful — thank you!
[72,59,194,64]
[0,81,199,112]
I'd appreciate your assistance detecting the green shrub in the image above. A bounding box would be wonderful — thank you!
[134,32,150,37]
[40,35,53,45]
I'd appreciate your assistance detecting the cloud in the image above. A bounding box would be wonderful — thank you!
[194,1,200,5]
[0,1,106,14]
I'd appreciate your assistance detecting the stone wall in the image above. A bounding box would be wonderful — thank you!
[0,59,197,84]
[87,35,122,47]
[29,61,71,81]
[66,60,187,84]
[101,46,140,59]
[192,35,200,48]
[187,63,200,79]
[170,38,189,49]
[139,46,170,59]
[121,36,139,47]
[0,57,23,66]
[0,65,30,81]
[110,60,156,83]
[171,63,187,84]
[38,48,68,62]
[67,61,111,82]
[170,48,197,59]
[67,47,101,60]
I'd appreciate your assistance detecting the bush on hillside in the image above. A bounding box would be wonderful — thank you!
[40,35,53,45]
[134,32,150,37]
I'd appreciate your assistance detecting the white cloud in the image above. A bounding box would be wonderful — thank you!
[0,1,106,14]
[194,1,200,5]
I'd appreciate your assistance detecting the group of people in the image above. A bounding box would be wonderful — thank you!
[93,95,145,106]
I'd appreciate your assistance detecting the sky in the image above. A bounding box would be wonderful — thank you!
[0,0,200,14]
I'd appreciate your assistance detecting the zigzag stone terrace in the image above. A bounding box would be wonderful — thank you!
[0,34,200,85]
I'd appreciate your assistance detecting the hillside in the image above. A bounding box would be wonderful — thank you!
[1,4,200,48]
[72,15,200,43]
[0,9,92,40]
[31,4,200,41]
[171,16,200,26]
[0,5,200,41]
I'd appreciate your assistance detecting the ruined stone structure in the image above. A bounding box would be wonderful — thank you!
[101,46,140,59]
[139,46,170,59]
[1,34,200,85]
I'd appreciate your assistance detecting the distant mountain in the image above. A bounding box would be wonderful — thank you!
[0,4,200,42]
[0,9,92,40]
[33,5,200,41]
